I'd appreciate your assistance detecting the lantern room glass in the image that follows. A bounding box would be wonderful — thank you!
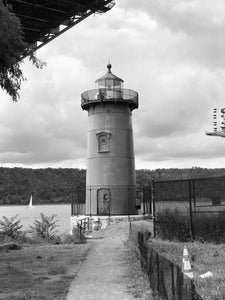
[97,79,123,91]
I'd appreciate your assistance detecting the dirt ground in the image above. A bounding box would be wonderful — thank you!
[66,221,153,300]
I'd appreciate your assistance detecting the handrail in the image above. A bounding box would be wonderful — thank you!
[77,217,90,239]
[81,88,138,111]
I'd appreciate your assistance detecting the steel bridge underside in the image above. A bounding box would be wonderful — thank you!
[5,0,115,58]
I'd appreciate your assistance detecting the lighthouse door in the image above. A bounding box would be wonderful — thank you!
[97,188,110,215]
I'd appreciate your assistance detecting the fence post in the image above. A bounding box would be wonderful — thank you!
[149,186,152,215]
[143,187,146,216]
[128,186,130,218]
[77,187,79,216]
[193,179,196,209]
[171,263,175,300]
[188,180,194,240]
[109,187,111,218]
[152,180,156,237]
[89,186,91,217]
[176,265,183,300]
[71,191,73,216]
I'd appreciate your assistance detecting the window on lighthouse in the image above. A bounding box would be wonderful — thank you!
[97,132,111,153]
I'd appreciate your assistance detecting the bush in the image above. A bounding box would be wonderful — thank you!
[193,211,225,243]
[0,215,23,239]
[156,208,225,243]
[155,208,191,242]
[29,213,59,240]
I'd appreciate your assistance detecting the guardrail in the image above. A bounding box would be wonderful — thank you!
[77,217,90,240]
[81,88,138,110]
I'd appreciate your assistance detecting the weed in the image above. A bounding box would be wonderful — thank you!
[193,212,225,244]
[156,208,191,242]
[0,215,23,239]
[29,213,59,240]
[156,208,225,243]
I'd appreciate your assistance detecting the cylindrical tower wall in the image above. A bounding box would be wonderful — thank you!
[85,102,137,215]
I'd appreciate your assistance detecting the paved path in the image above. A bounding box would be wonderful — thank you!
[66,222,137,300]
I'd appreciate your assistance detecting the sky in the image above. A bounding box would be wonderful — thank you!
[1,0,225,170]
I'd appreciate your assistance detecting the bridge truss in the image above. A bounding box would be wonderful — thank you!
[5,0,115,59]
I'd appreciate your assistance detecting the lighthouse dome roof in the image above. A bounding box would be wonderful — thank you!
[95,63,124,83]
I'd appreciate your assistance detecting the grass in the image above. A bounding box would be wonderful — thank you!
[155,208,225,243]
[124,239,153,299]
[130,220,225,300]
[146,238,225,300]
[0,243,91,300]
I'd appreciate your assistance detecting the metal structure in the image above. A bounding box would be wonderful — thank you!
[152,177,225,241]
[5,0,115,58]
[71,185,152,216]
[81,63,139,215]
[206,108,225,138]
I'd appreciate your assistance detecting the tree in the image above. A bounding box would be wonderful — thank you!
[0,1,45,101]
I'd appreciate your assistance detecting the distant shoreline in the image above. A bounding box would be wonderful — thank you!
[0,203,71,206]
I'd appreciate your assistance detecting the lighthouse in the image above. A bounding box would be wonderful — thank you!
[81,64,138,216]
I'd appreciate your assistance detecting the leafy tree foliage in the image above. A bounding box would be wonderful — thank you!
[0,167,86,205]
[0,167,225,205]
[0,1,45,101]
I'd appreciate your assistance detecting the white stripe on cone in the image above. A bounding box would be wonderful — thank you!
[182,246,194,279]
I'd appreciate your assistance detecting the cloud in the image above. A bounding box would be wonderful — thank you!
[0,56,88,165]
[1,0,225,169]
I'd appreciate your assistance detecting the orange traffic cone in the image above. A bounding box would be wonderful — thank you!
[182,245,194,279]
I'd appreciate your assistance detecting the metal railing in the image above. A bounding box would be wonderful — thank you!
[71,185,152,216]
[81,88,138,110]
[77,217,90,240]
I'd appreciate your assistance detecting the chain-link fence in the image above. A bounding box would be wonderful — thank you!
[152,177,225,240]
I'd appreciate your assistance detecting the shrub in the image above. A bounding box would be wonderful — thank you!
[0,215,23,239]
[193,211,225,243]
[156,208,225,243]
[155,208,191,242]
[29,213,59,240]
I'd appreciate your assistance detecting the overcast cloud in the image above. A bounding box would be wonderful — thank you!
[1,0,225,170]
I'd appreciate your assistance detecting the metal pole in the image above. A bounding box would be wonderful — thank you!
[128,186,130,218]
[89,186,92,217]
[152,180,156,238]
[193,179,196,209]
[143,188,145,216]
[108,186,112,218]
[71,190,73,216]
[188,180,194,240]
[76,187,78,216]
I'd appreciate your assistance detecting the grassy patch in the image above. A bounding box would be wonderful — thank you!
[155,208,225,243]
[0,243,91,300]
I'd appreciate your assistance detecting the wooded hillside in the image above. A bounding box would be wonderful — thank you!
[0,167,225,205]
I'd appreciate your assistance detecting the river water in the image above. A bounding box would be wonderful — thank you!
[0,204,71,234]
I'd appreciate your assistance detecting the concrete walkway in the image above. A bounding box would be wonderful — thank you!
[66,222,137,300]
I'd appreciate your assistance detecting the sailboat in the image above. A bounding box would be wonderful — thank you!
[28,194,33,208]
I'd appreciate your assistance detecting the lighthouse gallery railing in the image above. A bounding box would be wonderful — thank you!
[81,88,138,110]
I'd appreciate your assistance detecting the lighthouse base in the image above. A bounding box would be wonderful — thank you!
[71,214,149,233]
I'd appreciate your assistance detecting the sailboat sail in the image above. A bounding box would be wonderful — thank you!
[28,195,33,208]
